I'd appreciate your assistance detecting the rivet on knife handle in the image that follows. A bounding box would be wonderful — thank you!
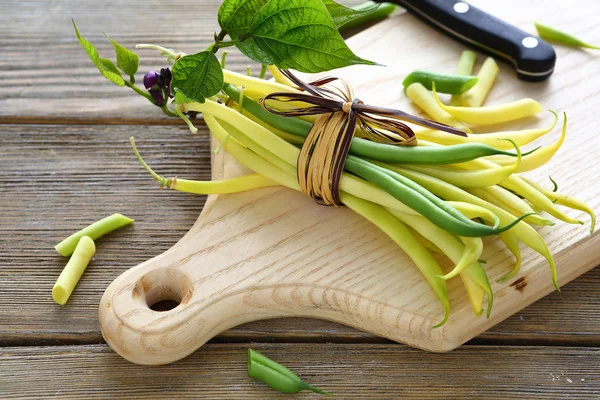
[385,0,557,82]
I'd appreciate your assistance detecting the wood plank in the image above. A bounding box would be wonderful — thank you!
[1,343,599,399]
[0,0,365,122]
[1,123,599,346]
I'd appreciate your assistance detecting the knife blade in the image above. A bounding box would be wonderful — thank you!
[375,0,556,81]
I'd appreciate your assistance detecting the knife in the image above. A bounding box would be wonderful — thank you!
[375,0,556,82]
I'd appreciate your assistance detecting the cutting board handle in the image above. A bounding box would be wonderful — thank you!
[98,192,301,365]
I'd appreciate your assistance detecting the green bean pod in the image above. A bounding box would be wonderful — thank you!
[402,70,479,94]
[248,349,331,395]
[339,1,398,32]
[535,21,600,50]
[223,84,527,166]
[344,156,534,237]
[350,137,526,164]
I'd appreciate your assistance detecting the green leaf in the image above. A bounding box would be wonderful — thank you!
[99,58,122,76]
[173,90,193,104]
[72,20,125,87]
[322,0,380,28]
[218,0,274,64]
[236,39,277,65]
[104,34,139,78]
[218,0,269,37]
[171,51,224,104]
[247,0,377,73]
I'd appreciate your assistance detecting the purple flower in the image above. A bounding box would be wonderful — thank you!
[143,71,160,89]
[149,88,165,107]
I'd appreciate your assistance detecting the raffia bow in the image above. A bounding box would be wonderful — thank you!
[259,70,466,206]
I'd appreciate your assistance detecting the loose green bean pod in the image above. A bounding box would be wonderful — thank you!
[248,349,331,395]
[450,50,477,105]
[432,87,543,125]
[535,21,600,50]
[55,213,134,257]
[53,236,95,305]
[402,70,479,94]
[339,1,398,31]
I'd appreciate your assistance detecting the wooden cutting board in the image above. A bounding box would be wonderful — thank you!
[99,2,600,365]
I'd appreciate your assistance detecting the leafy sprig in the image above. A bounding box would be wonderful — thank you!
[73,0,382,107]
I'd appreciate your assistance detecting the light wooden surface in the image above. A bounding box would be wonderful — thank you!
[1,0,599,397]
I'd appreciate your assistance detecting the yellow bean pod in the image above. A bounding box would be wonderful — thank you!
[53,236,96,305]
[241,110,306,145]
[387,167,559,289]
[432,88,543,125]
[523,177,596,235]
[400,154,518,188]
[342,194,451,327]
[458,57,500,107]
[405,82,471,132]
[414,111,558,148]
[487,113,566,172]
[500,176,583,226]
[268,65,295,86]
[468,186,554,227]
[440,236,484,280]
[497,231,523,282]
[242,87,319,124]
[451,144,582,225]
[407,226,445,255]
[223,69,298,96]
[445,201,500,227]
[171,174,277,194]
[450,50,477,106]
[401,162,511,188]
[387,208,492,317]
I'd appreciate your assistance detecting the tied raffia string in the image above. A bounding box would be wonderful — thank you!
[259,70,467,206]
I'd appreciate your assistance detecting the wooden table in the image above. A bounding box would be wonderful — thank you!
[1,0,599,398]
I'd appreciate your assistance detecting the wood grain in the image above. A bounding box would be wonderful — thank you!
[1,0,600,393]
[1,343,599,399]
[1,123,599,347]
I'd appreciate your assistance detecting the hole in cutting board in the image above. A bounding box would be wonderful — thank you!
[149,299,181,312]
[135,268,192,313]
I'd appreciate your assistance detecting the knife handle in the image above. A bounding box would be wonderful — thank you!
[390,0,556,81]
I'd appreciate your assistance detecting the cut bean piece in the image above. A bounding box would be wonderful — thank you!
[53,236,95,305]
[55,213,134,257]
